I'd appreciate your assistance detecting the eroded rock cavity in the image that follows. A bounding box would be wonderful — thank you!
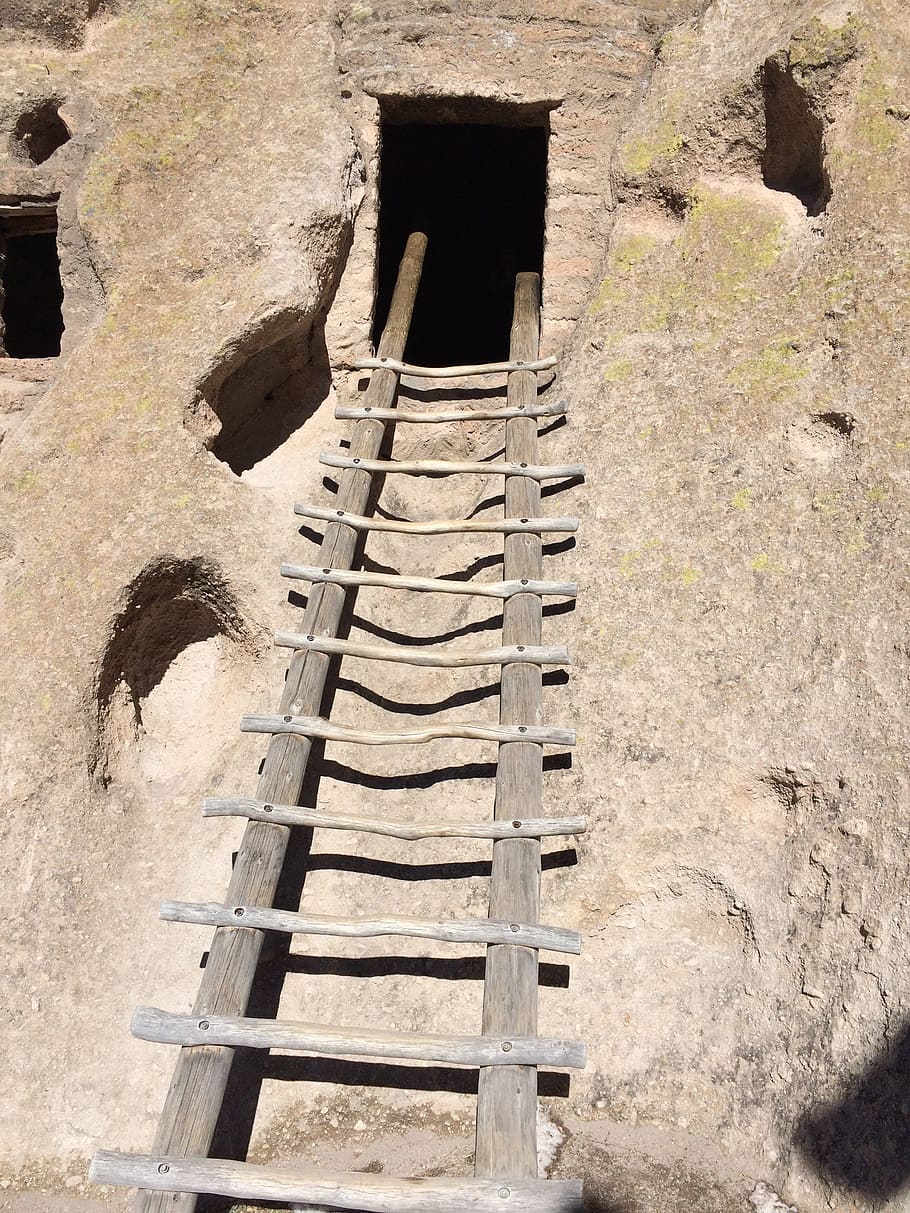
[93,556,255,789]
[188,312,334,475]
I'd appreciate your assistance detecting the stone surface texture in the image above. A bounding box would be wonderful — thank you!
[1,0,909,1211]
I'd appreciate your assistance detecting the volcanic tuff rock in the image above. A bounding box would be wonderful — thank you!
[1,1,909,1211]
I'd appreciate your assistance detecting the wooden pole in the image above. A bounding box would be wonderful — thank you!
[97,1153,584,1212]
[272,632,571,667]
[132,1009,586,1069]
[319,453,584,480]
[350,354,557,377]
[159,901,583,954]
[201,797,586,841]
[279,565,577,599]
[334,399,567,423]
[136,232,428,1213]
[475,274,545,1179]
[294,504,578,535]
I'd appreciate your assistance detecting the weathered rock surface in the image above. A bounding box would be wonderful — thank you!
[1,1,909,1211]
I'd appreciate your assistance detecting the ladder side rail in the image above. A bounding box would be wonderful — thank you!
[475,273,546,1178]
[136,231,428,1213]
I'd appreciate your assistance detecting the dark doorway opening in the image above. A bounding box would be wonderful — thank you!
[761,57,830,216]
[1,210,64,358]
[373,116,548,365]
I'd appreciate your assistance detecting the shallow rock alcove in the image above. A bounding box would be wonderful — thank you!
[189,312,332,476]
[11,98,71,164]
[93,556,256,791]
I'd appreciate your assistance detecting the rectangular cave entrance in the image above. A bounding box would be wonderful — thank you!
[0,204,64,359]
[372,100,549,365]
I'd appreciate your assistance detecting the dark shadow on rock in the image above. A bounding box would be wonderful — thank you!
[795,1018,910,1198]
[395,377,558,404]
[333,675,502,715]
[296,601,575,647]
[283,952,570,986]
[190,314,334,476]
[470,478,584,514]
[320,748,572,790]
[305,846,576,882]
[262,1054,571,1098]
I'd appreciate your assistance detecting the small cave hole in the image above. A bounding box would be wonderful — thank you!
[761,57,831,215]
[94,557,254,786]
[190,316,332,475]
[813,410,855,438]
[13,100,72,165]
[0,207,65,358]
[373,102,549,364]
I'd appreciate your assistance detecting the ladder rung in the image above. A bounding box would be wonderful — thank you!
[89,1152,584,1212]
[274,631,571,668]
[321,452,585,480]
[202,796,588,840]
[160,901,582,955]
[351,354,558,377]
[131,1008,587,1068]
[280,564,578,599]
[335,400,567,423]
[295,503,578,534]
[240,714,576,747]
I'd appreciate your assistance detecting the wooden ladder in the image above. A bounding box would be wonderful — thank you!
[91,231,587,1213]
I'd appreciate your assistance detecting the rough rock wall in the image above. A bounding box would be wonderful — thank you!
[1,1,909,1212]
[0,0,101,48]
[553,2,910,1208]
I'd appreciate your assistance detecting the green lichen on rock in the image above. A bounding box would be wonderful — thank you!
[620,92,686,177]
[789,15,860,76]
[590,188,787,337]
[589,232,657,316]
[656,25,697,66]
[604,358,635,383]
[613,233,657,272]
[750,552,784,574]
[726,336,807,404]
[678,189,784,306]
[640,188,784,333]
[854,57,904,153]
[622,118,684,176]
[81,0,260,230]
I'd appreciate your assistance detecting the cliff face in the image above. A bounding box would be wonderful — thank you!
[1,1,909,1210]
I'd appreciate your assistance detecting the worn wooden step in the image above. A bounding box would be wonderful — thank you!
[321,453,585,480]
[280,563,578,599]
[132,1008,587,1068]
[351,354,558,377]
[295,503,578,535]
[160,901,582,954]
[202,796,587,840]
[273,631,571,668]
[90,1153,584,1212]
[335,400,567,423]
[241,714,575,747]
